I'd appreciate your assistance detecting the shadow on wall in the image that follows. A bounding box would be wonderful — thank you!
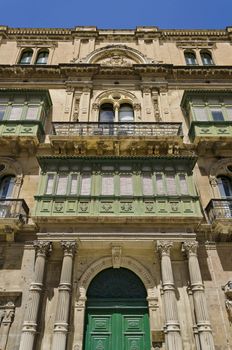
[216,246,232,271]
[198,245,212,281]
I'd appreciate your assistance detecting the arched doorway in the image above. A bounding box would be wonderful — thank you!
[84,267,151,350]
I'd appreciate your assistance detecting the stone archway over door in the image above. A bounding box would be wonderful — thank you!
[84,268,151,350]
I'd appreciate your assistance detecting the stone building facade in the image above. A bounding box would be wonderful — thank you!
[0,25,231,350]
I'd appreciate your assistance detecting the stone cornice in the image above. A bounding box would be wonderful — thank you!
[0,26,231,42]
[0,64,232,83]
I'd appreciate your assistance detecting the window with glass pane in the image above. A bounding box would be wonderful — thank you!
[193,107,208,121]
[0,176,15,199]
[102,174,114,195]
[45,174,55,194]
[25,106,39,120]
[185,52,197,65]
[142,173,153,195]
[8,106,23,120]
[19,50,33,64]
[179,174,188,195]
[201,52,214,65]
[99,104,115,122]
[156,174,165,194]
[210,108,224,121]
[0,106,6,120]
[119,104,134,122]
[56,175,68,195]
[217,176,232,198]
[70,174,78,195]
[80,173,91,195]
[166,174,177,195]
[120,175,133,195]
[36,51,49,64]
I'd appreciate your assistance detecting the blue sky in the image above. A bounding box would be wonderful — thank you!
[1,0,232,29]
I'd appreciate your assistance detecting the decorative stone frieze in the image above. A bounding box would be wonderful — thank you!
[183,241,215,350]
[157,240,183,350]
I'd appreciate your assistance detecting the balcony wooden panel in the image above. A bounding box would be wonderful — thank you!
[205,199,232,235]
[33,195,202,225]
[50,122,183,156]
[0,120,45,154]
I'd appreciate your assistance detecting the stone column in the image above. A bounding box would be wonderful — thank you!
[183,241,215,350]
[0,303,15,350]
[51,241,77,350]
[19,241,51,350]
[157,241,183,350]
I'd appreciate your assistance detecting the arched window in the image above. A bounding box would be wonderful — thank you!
[99,103,115,122]
[19,50,33,65]
[217,176,232,198]
[201,51,214,65]
[0,175,15,199]
[35,50,49,65]
[184,51,197,65]
[119,103,134,122]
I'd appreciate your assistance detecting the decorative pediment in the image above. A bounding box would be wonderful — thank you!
[73,45,153,65]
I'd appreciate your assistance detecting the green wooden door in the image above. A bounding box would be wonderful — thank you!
[84,268,151,350]
[85,307,150,350]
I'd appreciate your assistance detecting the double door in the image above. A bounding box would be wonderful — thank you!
[84,307,150,350]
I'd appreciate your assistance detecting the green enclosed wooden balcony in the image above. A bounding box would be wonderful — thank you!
[0,199,29,233]
[205,199,232,234]
[33,195,202,225]
[50,122,183,156]
[189,121,232,144]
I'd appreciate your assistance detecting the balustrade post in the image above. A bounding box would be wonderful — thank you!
[183,241,215,350]
[157,241,183,350]
[51,240,77,350]
[19,241,51,350]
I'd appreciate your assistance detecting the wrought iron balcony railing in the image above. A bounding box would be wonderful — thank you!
[206,199,232,223]
[0,199,29,224]
[52,122,183,137]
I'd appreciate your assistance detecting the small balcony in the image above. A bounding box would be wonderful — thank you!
[0,120,45,155]
[189,121,232,155]
[0,199,29,234]
[50,122,183,156]
[33,195,202,227]
[205,199,232,234]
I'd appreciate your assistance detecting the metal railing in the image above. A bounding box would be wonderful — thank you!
[0,199,29,223]
[206,199,232,223]
[52,122,183,137]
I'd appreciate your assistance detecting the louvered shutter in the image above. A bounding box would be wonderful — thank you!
[56,175,68,195]
[166,174,177,195]
[102,175,114,195]
[142,173,153,195]
[193,107,208,121]
[156,174,164,195]
[70,174,78,195]
[120,175,133,195]
[9,106,23,120]
[46,174,54,194]
[179,174,188,195]
[81,173,91,195]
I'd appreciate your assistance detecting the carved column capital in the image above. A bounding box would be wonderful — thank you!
[157,240,173,256]
[92,102,100,111]
[183,241,198,257]
[209,176,218,187]
[33,241,52,256]
[61,241,77,256]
